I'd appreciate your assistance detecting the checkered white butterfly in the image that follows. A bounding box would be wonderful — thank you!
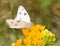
[6,6,32,29]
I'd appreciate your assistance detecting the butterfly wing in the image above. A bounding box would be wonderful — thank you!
[15,6,31,23]
[6,19,31,28]
[6,6,32,29]
[6,19,16,28]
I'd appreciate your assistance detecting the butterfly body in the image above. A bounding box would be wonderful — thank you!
[6,6,32,29]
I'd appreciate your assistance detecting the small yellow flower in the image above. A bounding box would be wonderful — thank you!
[22,28,31,37]
[15,39,22,46]
[25,44,31,46]
[35,24,45,31]
[24,37,32,45]
[37,40,42,46]
[11,39,22,46]
[30,26,36,33]
[32,38,38,45]
[11,43,15,46]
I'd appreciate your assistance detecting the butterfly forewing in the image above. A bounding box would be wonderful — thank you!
[15,6,31,23]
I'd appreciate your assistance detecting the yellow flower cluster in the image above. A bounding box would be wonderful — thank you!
[22,24,45,46]
[11,24,56,46]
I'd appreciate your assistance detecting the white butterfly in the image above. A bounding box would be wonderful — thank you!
[6,6,33,29]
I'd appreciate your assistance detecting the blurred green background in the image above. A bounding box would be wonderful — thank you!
[0,0,60,46]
